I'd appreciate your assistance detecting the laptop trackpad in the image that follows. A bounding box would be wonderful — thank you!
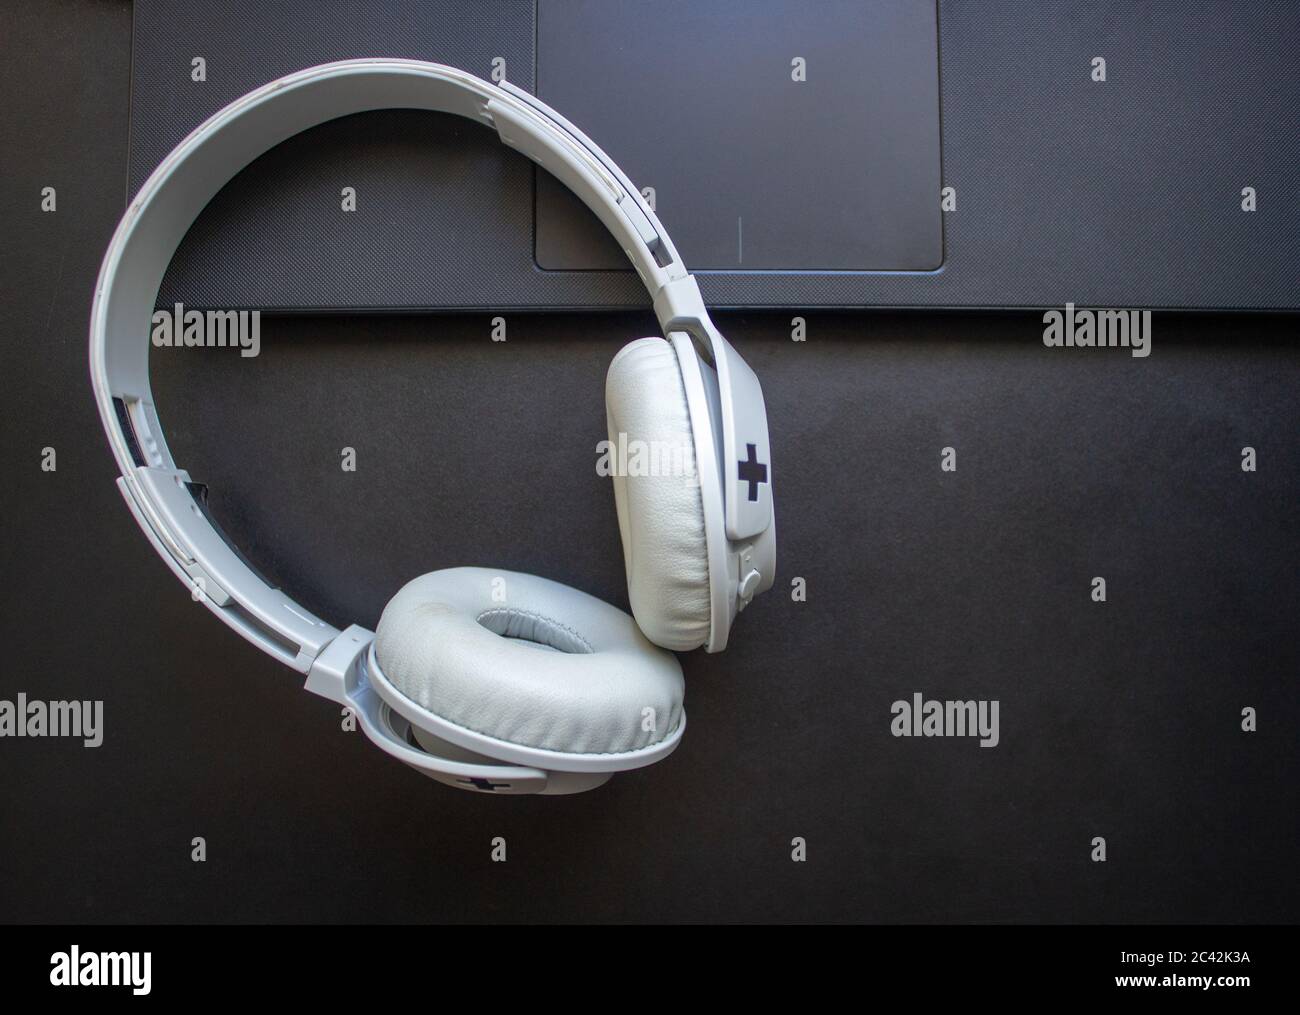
[535,0,943,272]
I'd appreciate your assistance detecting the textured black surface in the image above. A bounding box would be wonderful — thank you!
[129,0,1300,310]
[3,0,1298,925]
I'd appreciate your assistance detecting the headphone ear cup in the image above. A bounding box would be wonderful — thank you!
[605,337,712,651]
[373,568,684,756]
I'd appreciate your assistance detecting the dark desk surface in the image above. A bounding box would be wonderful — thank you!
[2,0,1296,923]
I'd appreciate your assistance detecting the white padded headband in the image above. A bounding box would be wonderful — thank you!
[89,59,772,675]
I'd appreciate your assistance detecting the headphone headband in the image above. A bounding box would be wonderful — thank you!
[91,60,716,666]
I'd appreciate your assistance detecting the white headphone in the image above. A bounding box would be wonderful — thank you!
[90,60,775,794]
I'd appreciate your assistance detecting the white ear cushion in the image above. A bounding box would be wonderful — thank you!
[373,567,684,756]
[605,337,712,651]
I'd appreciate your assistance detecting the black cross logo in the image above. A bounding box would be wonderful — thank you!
[459,777,510,791]
[737,443,768,502]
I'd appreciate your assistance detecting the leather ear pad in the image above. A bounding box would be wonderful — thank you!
[605,337,712,651]
[373,567,684,756]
